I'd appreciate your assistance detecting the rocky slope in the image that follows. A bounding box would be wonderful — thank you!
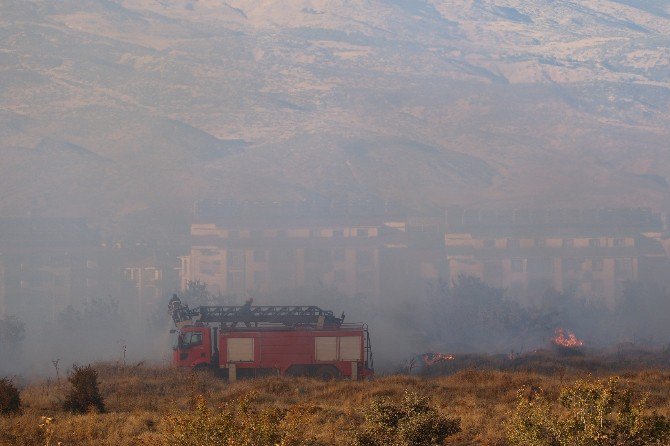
[0,0,669,231]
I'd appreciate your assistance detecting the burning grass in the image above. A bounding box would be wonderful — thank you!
[1,356,670,445]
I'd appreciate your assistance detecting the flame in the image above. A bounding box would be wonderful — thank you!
[422,352,455,366]
[552,328,584,348]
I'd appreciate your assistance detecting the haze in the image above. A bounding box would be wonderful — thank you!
[1,0,670,375]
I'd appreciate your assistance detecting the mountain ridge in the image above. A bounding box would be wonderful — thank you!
[0,0,669,232]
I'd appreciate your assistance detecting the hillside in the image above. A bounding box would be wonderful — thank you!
[1,0,669,232]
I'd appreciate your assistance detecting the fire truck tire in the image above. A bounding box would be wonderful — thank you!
[315,365,340,380]
[193,363,212,373]
[285,365,309,377]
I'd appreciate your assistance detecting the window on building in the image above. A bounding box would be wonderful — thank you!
[270,248,295,264]
[592,259,604,272]
[615,258,633,277]
[613,238,626,247]
[333,229,344,237]
[589,238,601,248]
[507,239,520,249]
[527,258,554,274]
[355,228,369,237]
[535,238,546,248]
[562,258,581,272]
[227,251,245,269]
[563,238,574,248]
[483,239,495,249]
[511,258,525,273]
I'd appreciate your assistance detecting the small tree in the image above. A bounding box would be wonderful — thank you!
[63,364,105,413]
[352,391,460,446]
[507,377,670,446]
[0,378,20,415]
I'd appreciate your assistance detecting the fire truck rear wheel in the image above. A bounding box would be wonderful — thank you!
[316,365,340,381]
[286,365,308,377]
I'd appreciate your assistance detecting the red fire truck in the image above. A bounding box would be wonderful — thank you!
[169,297,374,380]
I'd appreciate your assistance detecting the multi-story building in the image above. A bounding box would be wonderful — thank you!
[180,201,445,301]
[445,208,667,305]
[123,256,181,322]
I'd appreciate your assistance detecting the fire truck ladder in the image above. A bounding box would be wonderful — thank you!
[169,296,344,328]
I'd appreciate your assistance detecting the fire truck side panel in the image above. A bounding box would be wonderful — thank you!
[218,328,367,378]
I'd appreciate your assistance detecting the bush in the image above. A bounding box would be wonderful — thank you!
[507,377,670,446]
[352,391,460,446]
[155,393,317,446]
[0,378,20,415]
[63,364,105,413]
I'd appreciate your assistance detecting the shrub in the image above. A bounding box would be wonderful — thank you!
[155,393,317,446]
[351,391,460,446]
[0,377,20,415]
[507,377,670,446]
[63,364,105,413]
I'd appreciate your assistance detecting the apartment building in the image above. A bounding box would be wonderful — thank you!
[445,208,667,305]
[180,201,445,301]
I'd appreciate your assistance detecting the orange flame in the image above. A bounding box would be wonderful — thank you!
[422,353,455,366]
[552,328,584,348]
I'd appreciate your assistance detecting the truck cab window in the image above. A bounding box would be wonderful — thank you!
[181,332,203,348]
[190,332,203,346]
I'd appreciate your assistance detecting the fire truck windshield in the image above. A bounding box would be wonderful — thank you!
[176,331,203,349]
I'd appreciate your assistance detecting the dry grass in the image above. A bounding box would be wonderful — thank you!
[1,362,670,445]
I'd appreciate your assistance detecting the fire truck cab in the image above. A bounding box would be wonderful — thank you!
[170,298,374,380]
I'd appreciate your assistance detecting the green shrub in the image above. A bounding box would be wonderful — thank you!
[63,364,105,413]
[156,393,317,446]
[0,377,20,415]
[352,391,460,446]
[507,377,670,446]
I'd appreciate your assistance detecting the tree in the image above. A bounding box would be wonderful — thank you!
[63,364,105,413]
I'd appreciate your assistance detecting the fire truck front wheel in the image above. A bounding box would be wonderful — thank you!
[193,363,213,373]
[315,365,341,381]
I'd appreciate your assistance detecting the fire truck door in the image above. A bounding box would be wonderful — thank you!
[184,331,207,364]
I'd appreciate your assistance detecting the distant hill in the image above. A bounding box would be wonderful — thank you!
[0,0,669,234]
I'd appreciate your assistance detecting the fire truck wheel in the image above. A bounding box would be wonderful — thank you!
[193,363,211,373]
[316,365,340,381]
[285,365,308,377]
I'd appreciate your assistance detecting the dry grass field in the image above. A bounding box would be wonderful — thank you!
[2,356,670,446]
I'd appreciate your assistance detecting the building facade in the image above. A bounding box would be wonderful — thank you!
[179,202,445,301]
[445,208,667,305]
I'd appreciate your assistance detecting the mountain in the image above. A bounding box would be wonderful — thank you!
[0,0,669,232]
